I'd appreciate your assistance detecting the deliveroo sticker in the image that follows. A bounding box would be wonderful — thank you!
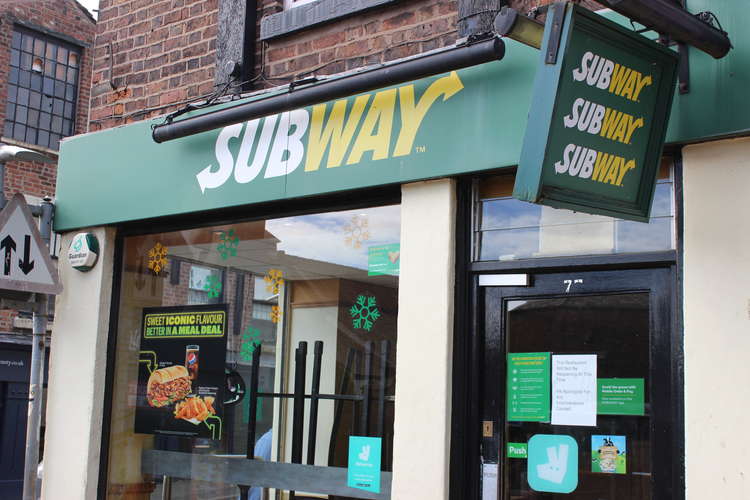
[347,436,382,493]
[527,434,578,493]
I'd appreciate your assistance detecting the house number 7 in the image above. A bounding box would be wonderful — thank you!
[563,279,583,293]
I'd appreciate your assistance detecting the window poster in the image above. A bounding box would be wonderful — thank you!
[551,354,597,426]
[591,435,627,474]
[507,352,551,422]
[134,304,228,440]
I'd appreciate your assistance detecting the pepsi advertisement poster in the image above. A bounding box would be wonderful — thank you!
[134,304,228,439]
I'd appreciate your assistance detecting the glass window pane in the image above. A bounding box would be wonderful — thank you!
[49,133,60,150]
[67,67,77,85]
[6,102,15,121]
[65,84,76,102]
[7,85,17,103]
[57,47,68,64]
[54,81,65,99]
[20,52,32,70]
[29,91,42,110]
[37,130,49,148]
[39,112,51,130]
[30,74,42,92]
[4,122,13,139]
[9,67,18,85]
[13,124,26,141]
[51,115,62,134]
[17,88,29,107]
[62,119,73,136]
[21,34,32,52]
[25,127,36,144]
[63,101,73,118]
[12,31,21,49]
[53,98,64,116]
[41,94,53,112]
[106,205,401,496]
[45,44,56,60]
[16,106,28,125]
[10,49,19,67]
[28,109,39,126]
[56,63,66,80]
[68,52,79,67]
[43,77,54,95]
[18,70,31,88]
[33,38,44,57]
[44,60,55,77]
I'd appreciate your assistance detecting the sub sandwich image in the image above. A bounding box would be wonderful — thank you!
[146,365,192,407]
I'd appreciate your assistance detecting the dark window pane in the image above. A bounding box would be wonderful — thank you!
[57,47,68,64]
[7,85,17,103]
[44,60,55,77]
[56,64,66,80]
[30,74,42,92]
[33,38,44,57]
[29,91,41,109]
[65,84,76,102]
[41,94,53,112]
[54,81,65,99]
[4,122,13,138]
[10,49,19,67]
[13,124,26,141]
[46,44,56,60]
[62,119,73,136]
[39,112,51,130]
[17,88,29,107]
[52,115,62,133]
[63,102,73,118]
[16,106,28,124]
[53,99,64,116]
[28,109,39,126]
[12,31,21,49]
[67,67,77,84]
[43,77,54,95]
[21,35,32,52]
[38,130,49,148]
[21,52,32,70]
[9,67,18,85]
[50,133,60,150]
[25,127,36,144]
[6,102,15,121]
[19,70,31,88]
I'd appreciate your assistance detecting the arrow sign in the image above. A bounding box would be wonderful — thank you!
[1,235,15,276]
[19,234,34,274]
[0,193,62,295]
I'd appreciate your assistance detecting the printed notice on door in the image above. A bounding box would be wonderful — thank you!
[551,354,597,426]
[507,352,551,422]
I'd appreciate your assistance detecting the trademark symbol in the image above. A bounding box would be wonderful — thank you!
[415,145,426,153]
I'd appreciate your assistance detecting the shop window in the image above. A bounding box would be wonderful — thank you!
[475,160,675,261]
[106,204,400,499]
[5,27,81,150]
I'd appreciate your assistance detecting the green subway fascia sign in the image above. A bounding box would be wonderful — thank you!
[513,4,678,222]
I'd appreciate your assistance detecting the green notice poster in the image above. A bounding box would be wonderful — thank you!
[368,244,400,276]
[597,378,645,416]
[507,352,551,422]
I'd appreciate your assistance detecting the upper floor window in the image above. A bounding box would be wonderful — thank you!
[5,27,81,150]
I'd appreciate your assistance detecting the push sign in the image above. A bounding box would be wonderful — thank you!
[68,232,99,272]
[514,4,678,222]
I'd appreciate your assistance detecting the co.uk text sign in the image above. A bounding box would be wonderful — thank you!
[514,4,678,221]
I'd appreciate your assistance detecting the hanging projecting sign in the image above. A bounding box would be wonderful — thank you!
[513,4,678,222]
[0,193,61,295]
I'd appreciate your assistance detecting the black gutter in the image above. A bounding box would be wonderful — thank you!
[152,37,505,143]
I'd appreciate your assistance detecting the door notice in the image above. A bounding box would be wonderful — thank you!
[507,352,551,422]
[551,354,597,426]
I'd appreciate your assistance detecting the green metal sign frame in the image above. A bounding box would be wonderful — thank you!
[513,3,678,221]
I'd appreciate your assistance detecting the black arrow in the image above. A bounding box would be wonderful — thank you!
[0,235,16,276]
[18,235,34,275]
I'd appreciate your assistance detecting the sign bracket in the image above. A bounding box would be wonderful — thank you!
[545,2,568,64]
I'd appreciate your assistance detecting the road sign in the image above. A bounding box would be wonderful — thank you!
[0,193,61,295]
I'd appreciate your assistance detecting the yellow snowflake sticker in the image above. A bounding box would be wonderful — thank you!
[147,242,168,275]
[344,215,370,249]
[264,269,284,294]
[271,305,282,324]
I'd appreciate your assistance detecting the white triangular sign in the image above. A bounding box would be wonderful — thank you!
[0,193,62,294]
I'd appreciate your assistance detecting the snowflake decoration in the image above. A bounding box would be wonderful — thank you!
[147,242,168,275]
[240,326,262,361]
[203,274,222,298]
[271,305,282,324]
[349,294,381,331]
[264,269,284,294]
[217,229,239,260]
[343,215,370,249]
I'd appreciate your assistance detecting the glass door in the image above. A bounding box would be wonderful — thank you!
[480,268,676,500]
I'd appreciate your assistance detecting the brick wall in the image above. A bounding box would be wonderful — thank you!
[0,0,95,333]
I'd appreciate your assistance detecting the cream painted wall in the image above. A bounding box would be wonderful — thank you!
[683,137,750,499]
[42,227,115,499]
[391,179,455,500]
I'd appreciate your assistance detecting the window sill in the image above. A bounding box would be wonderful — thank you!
[260,0,400,40]
[0,137,59,158]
